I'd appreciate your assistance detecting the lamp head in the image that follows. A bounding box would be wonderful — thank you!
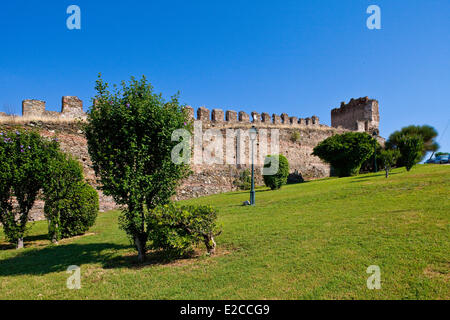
[249,126,258,142]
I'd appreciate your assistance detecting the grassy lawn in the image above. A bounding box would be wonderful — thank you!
[0,164,449,300]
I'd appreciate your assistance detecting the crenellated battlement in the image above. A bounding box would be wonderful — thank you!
[16,96,86,120]
[183,106,320,127]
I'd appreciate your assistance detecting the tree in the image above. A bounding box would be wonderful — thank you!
[397,135,423,171]
[379,149,400,178]
[435,152,449,157]
[43,153,98,242]
[0,130,57,248]
[85,75,191,262]
[312,132,376,177]
[263,155,289,190]
[386,125,438,165]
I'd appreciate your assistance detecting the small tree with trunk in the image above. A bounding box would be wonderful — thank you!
[85,75,191,262]
[379,149,400,178]
[397,134,424,171]
[0,130,57,249]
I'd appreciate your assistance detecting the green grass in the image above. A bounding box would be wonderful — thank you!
[1,164,449,300]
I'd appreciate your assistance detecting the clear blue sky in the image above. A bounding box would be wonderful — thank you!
[1,0,449,153]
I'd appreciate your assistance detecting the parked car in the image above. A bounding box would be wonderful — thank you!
[426,155,449,164]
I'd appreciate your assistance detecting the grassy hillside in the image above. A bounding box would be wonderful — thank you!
[0,165,449,299]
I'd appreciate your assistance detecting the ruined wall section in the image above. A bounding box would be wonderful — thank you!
[18,96,86,120]
[331,97,379,134]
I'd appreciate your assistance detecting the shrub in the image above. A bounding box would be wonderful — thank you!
[290,131,301,142]
[312,132,376,177]
[0,129,58,248]
[147,204,222,256]
[379,149,400,178]
[397,134,423,171]
[52,182,99,238]
[263,155,289,190]
[85,75,191,262]
[43,152,98,241]
[233,169,251,190]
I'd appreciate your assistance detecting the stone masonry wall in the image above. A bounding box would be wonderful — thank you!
[0,96,380,220]
[331,97,380,134]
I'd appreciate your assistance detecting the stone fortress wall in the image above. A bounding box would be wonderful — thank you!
[0,96,380,220]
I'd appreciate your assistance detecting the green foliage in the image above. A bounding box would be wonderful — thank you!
[290,131,301,142]
[233,169,251,190]
[0,129,58,248]
[53,182,99,239]
[397,135,424,171]
[263,155,289,190]
[43,153,98,241]
[435,152,449,157]
[85,75,191,261]
[386,125,438,165]
[147,204,222,255]
[312,132,376,177]
[379,149,401,178]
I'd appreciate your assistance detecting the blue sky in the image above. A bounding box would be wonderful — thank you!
[1,0,449,153]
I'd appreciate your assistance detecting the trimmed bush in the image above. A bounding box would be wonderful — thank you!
[263,154,289,190]
[49,181,99,239]
[44,152,97,241]
[147,204,222,256]
[312,132,375,177]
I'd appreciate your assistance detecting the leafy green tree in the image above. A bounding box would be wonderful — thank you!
[263,155,289,190]
[397,135,424,171]
[386,125,438,165]
[379,149,401,178]
[85,75,191,262]
[312,132,376,177]
[43,153,98,242]
[0,130,58,248]
[147,204,222,256]
[435,152,449,157]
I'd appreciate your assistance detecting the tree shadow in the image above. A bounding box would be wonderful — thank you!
[0,243,132,276]
[0,242,208,276]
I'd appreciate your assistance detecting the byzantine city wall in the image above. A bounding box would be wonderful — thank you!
[0,96,380,220]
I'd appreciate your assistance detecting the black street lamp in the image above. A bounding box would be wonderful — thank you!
[249,126,258,205]
[372,130,378,173]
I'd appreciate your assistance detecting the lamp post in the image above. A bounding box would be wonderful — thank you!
[372,130,378,173]
[249,126,258,205]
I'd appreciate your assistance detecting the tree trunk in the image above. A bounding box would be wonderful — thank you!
[135,235,146,263]
[385,168,389,178]
[204,234,216,255]
[16,238,24,249]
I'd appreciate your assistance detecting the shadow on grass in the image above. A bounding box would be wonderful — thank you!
[0,242,206,276]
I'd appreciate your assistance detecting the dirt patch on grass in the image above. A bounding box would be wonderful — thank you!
[424,263,450,283]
